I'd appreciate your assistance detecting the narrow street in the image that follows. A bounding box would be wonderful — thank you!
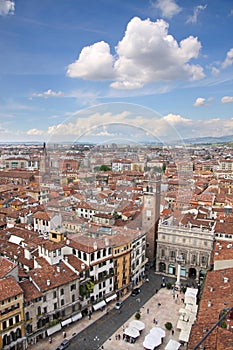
[30,272,181,350]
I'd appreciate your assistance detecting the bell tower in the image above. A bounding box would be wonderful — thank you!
[142,174,161,266]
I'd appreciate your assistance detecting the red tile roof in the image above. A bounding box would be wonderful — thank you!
[0,276,23,300]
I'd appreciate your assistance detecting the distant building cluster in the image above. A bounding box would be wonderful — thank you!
[0,142,233,349]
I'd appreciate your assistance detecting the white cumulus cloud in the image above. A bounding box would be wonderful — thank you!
[222,48,233,68]
[221,96,233,104]
[27,128,44,135]
[67,41,115,80]
[66,17,205,90]
[0,0,14,16]
[163,113,191,124]
[194,97,206,107]
[153,0,181,19]
[32,89,64,98]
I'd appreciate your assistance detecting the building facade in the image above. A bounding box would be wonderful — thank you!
[156,223,214,282]
[0,276,26,350]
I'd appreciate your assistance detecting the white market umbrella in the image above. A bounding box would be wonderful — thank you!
[150,326,166,338]
[165,339,181,350]
[129,319,145,331]
[124,327,140,338]
[143,333,162,349]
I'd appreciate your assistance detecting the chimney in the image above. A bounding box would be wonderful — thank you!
[47,280,51,286]
[57,266,60,273]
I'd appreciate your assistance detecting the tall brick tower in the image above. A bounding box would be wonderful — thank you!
[142,173,161,266]
[40,142,51,183]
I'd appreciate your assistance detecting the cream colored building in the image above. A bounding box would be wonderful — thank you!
[156,223,214,282]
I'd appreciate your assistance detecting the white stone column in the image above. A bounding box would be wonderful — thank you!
[176,263,181,287]
[175,255,183,289]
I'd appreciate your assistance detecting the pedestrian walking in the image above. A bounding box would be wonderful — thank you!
[147,308,149,314]
[63,331,66,338]
[172,329,174,335]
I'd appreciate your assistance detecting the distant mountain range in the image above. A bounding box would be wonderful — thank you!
[181,135,233,145]
[1,135,233,146]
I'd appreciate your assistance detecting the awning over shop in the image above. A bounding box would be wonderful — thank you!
[61,317,72,327]
[47,323,62,336]
[105,293,117,303]
[165,339,181,350]
[93,300,106,311]
[72,312,82,322]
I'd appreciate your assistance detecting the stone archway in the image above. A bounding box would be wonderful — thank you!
[159,262,166,273]
[16,328,21,339]
[3,334,8,347]
[188,267,197,279]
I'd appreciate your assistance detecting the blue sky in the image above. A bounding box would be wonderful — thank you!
[0,0,233,143]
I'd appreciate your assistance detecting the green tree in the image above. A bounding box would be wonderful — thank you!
[165,322,173,330]
[99,165,111,171]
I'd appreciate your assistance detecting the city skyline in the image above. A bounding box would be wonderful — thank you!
[0,0,233,143]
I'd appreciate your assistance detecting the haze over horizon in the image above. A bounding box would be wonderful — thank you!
[0,0,233,143]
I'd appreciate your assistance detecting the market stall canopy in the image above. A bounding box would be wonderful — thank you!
[179,324,192,343]
[150,326,166,338]
[143,333,162,349]
[184,287,198,305]
[124,327,140,338]
[165,339,181,350]
[129,319,145,331]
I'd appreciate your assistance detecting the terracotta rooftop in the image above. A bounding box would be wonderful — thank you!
[214,240,233,261]
[188,268,233,350]
[20,279,42,302]
[0,276,23,301]
[0,256,16,278]
[33,210,51,221]
[29,260,79,292]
